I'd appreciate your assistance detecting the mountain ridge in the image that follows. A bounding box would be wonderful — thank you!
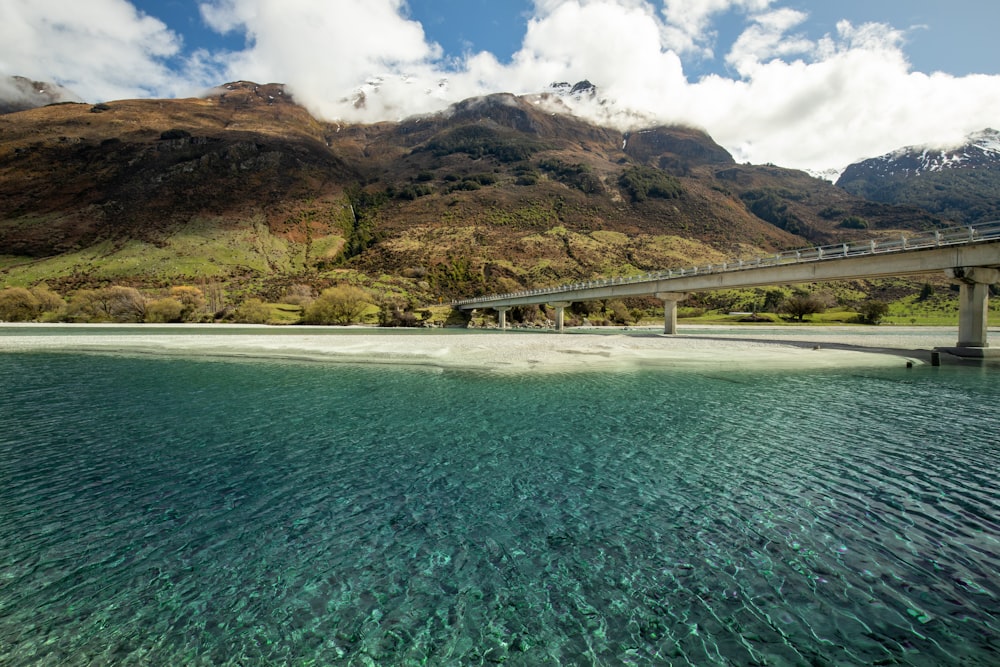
[0,80,947,302]
[836,129,1000,224]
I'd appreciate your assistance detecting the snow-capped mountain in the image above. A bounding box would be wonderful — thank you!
[836,129,1000,225]
[838,129,1000,181]
[0,76,82,114]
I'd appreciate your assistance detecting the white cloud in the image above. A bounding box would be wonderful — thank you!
[725,8,813,75]
[197,0,446,120]
[0,0,209,101]
[660,0,773,58]
[2,0,999,173]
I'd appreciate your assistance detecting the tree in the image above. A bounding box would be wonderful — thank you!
[104,286,147,322]
[838,216,869,230]
[304,286,371,325]
[30,286,65,316]
[203,282,226,315]
[857,301,890,325]
[0,287,40,321]
[233,298,271,324]
[779,294,826,321]
[169,286,206,321]
[145,298,185,323]
[282,284,315,307]
[64,286,146,322]
[63,289,104,322]
[606,300,630,325]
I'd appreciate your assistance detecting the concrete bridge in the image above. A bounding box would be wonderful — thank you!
[453,222,1000,353]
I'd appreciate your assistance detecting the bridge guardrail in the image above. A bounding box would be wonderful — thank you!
[452,221,1000,307]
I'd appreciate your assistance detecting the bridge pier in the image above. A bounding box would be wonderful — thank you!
[551,302,572,333]
[656,292,687,335]
[947,267,999,348]
[495,306,510,330]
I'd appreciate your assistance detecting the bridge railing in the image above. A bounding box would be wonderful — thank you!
[452,221,1000,307]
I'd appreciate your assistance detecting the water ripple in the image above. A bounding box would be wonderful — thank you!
[1,354,998,665]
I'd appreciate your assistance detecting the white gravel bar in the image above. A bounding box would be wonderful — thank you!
[0,323,971,372]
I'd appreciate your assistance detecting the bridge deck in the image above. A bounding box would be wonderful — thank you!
[453,222,1000,349]
[454,222,1000,309]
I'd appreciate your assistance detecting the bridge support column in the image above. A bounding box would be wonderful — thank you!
[551,302,572,333]
[946,267,999,348]
[495,306,510,330]
[656,292,687,335]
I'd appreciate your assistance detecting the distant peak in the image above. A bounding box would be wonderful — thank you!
[843,127,1000,180]
[202,81,295,106]
[0,75,82,114]
[547,80,598,98]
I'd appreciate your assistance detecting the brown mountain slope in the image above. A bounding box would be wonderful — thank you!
[0,82,946,300]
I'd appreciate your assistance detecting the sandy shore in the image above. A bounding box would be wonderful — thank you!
[0,323,973,372]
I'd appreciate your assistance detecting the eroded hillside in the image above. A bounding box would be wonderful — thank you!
[0,82,946,301]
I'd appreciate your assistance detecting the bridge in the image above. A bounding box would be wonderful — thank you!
[453,221,1000,353]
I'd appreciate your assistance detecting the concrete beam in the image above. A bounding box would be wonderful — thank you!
[947,266,1000,285]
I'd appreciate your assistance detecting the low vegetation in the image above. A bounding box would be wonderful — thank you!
[618,166,683,202]
[2,279,991,329]
[303,286,371,325]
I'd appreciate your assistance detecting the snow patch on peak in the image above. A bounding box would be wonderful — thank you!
[867,128,1000,177]
[968,128,1000,154]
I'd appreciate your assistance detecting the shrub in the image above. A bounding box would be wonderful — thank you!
[857,300,889,325]
[538,159,604,194]
[233,298,271,324]
[839,216,869,230]
[145,298,184,323]
[159,129,191,140]
[0,287,40,321]
[779,294,826,321]
[65,286,146,322]
[31,286,65,315]
[169,286,206,321]
[282,284,315,307]
[303,286,371,325]
[422,125,545,162]
[740,190,803,234]
[606,300,630,325]
[619,166,682,202]
[396,184,433,200]
[378,303,419,327]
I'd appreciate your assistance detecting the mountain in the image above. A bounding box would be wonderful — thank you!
[0,76,82,115]
[0,80,946,302]
[837,129,1000,224]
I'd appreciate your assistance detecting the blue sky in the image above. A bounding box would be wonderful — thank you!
[3,0,998,173]
[132,0,997,78]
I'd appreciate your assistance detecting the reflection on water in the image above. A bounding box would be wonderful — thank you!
[0,353,998,665]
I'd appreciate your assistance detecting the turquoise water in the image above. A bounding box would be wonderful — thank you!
[0,351,998,665]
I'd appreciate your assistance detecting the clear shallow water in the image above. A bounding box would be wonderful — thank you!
[0,353,998,666]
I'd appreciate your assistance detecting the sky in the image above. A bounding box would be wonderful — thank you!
[1,0,998,175]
